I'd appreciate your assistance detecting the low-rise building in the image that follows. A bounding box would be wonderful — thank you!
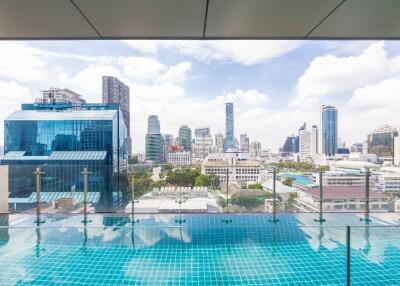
[294,186,391,212]
[167,151,191,166]
[202,155,260,184]
[313,170,366,187]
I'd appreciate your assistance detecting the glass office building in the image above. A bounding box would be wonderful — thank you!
[225,102,235,150]
[1,103,128,211]
[321,105,338,156]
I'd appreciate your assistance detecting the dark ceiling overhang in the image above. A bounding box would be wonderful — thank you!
[1,0,399,40]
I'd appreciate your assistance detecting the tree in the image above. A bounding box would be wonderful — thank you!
[247,183,263,190]
[194,173,220,188]
[282,177,294,187]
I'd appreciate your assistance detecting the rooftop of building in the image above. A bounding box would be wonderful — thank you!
[1,151,107,161]
[5,109,118,121]
[278,172,315,187]
[202,160,261,167]
[302,186,388,200]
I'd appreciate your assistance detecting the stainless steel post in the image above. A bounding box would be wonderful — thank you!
[34,167,45,224]
[81,168,92,223]
[346,225,351,286]
[222,167,232,224]
[314,170,326,222]
[361,168,371,222]
[269,167,279,223]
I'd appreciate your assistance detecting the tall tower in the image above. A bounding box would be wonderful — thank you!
[320,105,338,156]
[225,102,235,151]
[178,125,192,152]
[145,115,163,163]
[102,76,131,157]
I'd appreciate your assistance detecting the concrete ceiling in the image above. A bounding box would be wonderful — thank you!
[0,0,399,39]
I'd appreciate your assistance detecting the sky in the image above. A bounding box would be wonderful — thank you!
[0,40,400,153]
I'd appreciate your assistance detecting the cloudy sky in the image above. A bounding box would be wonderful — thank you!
[0,40,400,152]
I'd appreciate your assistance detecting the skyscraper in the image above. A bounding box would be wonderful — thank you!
[194,127,213,158]
[240,134,250,153]
[215,133,225,151]
[145,115,163,163]
[299,124,318,159]
[178,125,192,152]
[147,115,160,134]
[320,105,338,156]
[250,141,262,159]
[225,102,235,150]
[102,76,132,157]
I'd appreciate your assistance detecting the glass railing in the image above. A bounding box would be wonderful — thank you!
[0,163,397,217]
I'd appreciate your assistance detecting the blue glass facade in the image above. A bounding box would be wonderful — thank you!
[1,103,128,211]
[225,102,235,150]
[321,105,338,156]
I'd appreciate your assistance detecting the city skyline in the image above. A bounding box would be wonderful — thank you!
[1,40,400,152]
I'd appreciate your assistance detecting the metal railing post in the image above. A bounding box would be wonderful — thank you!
[315,170,326,222]
[130,165,139,224]
[175,186,186,224]
[346,225,351,286]
[361,168,371,222]
[81,168,92,224]
[222,167,232,224]
[34,167,45,224]
[269,167,279,223]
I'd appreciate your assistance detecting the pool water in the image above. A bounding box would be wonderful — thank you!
[0,213,399,285]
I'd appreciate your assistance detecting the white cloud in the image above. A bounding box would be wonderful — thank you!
[294,42,396,107]
[0,81,32,143]
[58,64,121,102]
[119,57,166,81]
[0,42,48,82]
[123,40,301,65]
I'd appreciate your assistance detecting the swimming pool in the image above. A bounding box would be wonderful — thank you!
[0,213,399,285]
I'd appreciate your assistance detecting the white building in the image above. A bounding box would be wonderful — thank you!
[194,127,213,158]
[294,186,390,212]
[313,170,366,187]
[249,141,262,159]
[214,133,225,152]
[167,151,191,166]
[375,167,400,193]
[299,125,318,160]
[36,88,86,105]
[202,155,260,184]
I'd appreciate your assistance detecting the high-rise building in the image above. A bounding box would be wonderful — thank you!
[367,125,398,158]
[147,115,160,134]
[225,102,235,150]
[215,133,225,151]
[280,135,297,155]
[36,88,86,105]
[163,134,174,146]
[1,102,128,211]
[299,125,318,159]
[145,115,163,163]
[194,127,213,158]
[240,134,250,153]
[320,105,338,156]
[250,141,262,159]
[178,125,192,152]
[102,76,131,157]
[162,134,174,162]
